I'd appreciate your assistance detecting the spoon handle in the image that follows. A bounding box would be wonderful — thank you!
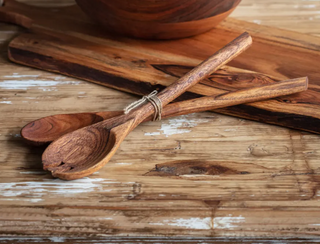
[20,77,307,146]
[153,77,308,121]
[97,77,307,122]
[132,32,252,124]
[157,32,252,106]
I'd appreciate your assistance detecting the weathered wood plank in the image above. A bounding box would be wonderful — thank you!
[1,0,320,241]
[3,0,320,133]
[1,236,320,243]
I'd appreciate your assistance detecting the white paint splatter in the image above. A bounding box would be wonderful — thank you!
[0,73,81,91]
[253,19,262,24]
[213,215,245,229]
[29,198,43,203]
[0,178,118,202]
[3,74,40,78]
[0,80,81,90]
[48,237,66,242]
[224,128,237,132]
[144,132,161,136]
[150,222,165,226]
[115,162,132,165]
[0,101,12,104]
[303,4,316,8]
[150,217,211,230]
[147,114,209,137]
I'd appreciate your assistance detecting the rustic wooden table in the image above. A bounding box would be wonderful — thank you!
[1,0,320,243]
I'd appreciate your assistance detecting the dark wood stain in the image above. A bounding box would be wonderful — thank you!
[145,160,243,177]
[215,104,320,134]
[8,47,200,102]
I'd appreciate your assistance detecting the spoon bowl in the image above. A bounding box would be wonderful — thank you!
[42,115,134,179]
[21,111,123,145]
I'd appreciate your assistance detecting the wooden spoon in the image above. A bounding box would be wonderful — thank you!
[22,77,308,146]
[42,32,253,180]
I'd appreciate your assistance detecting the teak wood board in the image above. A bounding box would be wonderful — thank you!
[2,0,320,242]
[3,0,320,134]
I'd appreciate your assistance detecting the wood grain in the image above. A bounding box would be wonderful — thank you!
[2,0,320,133]
[21,77,308,146]
[41,33,253,180]
[2,0,320,242]
[75,0,241,39]
[232,0,320,37]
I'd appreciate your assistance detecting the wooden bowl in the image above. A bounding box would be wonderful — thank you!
[75,0,241,39]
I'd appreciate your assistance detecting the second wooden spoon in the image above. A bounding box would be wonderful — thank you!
[22,77,308,146]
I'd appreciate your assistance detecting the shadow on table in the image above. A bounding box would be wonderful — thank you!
[6,132,55,179]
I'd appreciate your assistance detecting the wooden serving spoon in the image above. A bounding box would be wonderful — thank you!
[22,77,308,146]
[42,32,253,180]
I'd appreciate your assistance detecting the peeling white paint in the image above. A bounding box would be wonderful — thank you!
[150,217,211,230]
[253,19,262,24]
[0,101,12,104]
[48,237,66,242]
[115,162,132,165]
[1,73,81,91]
[3,74,40,78]
[144,132,161,136]
[0,80,81,90]
[0,178,118,202]
[224,128,237,132]
[29,198,43,203]
[213,215,245,229]
[146,114,209,137]
[303,4,316,8]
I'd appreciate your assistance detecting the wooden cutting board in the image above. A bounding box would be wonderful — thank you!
[2,0,320,133]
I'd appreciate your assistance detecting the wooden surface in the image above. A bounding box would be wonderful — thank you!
[5,0,320,133]
[232,0,320,37]
[1,0,320,242]
[4,0,320,134]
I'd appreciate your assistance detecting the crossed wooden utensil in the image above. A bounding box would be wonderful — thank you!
[20,32,308,180]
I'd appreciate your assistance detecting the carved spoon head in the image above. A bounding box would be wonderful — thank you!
[42,114,135,180]
[21,111,123,146]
